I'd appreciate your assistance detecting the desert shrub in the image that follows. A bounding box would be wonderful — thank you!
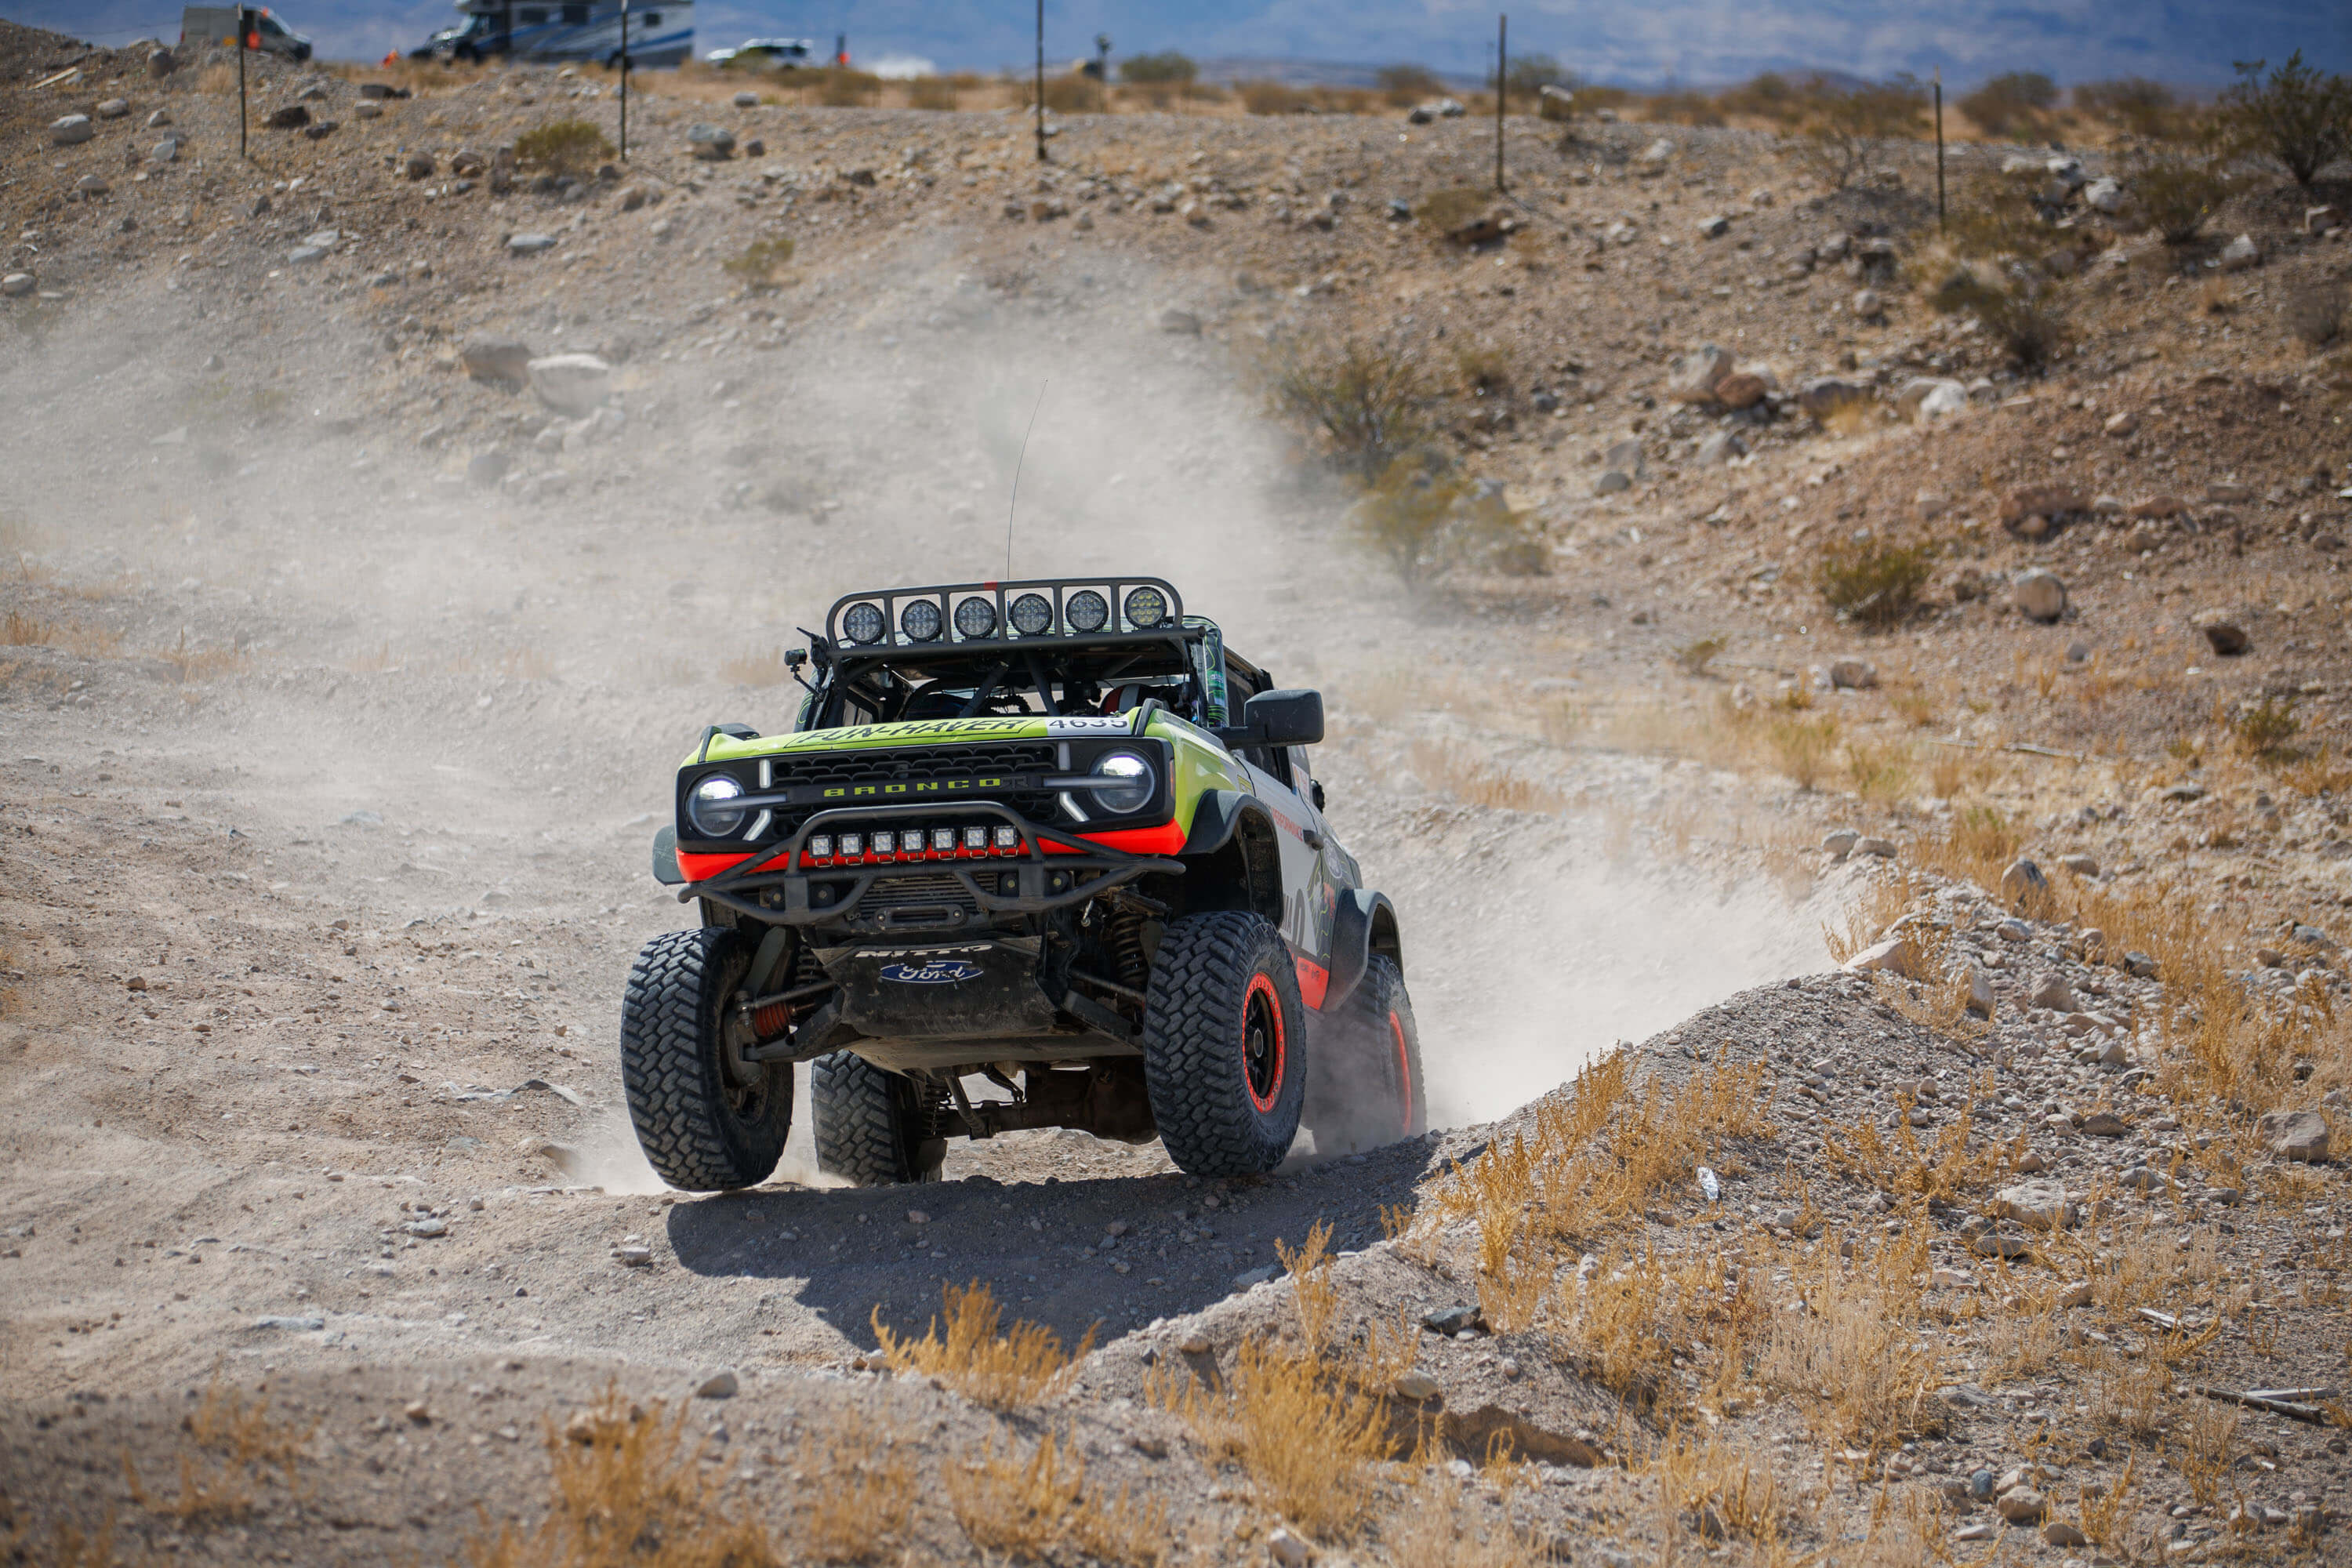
[1377,64,1445,105]
[814,67,879,107]
[1041,74,1103,112]
[1239,79,1309,115]
[2230,697,2301,762]
[720,235,795,289]
[1797,75,1927,188]
[1644,89,1725,127]
[1504,53,1566,98]
[2288,281,2347,348]
[1818,537,1936,625]
[1944,165,2052,259]
[1959,71,2058,138]
[1267,332,1433,473]
[1716,71,1808,124]
[1454,340,1509,393]
[872,1282,1092,1409]
[906,74,957,110]
[2073,77,2186,139]
[2215,50,2352,188]
[1675,637,1725,675]
[514,117,612,176]
[1350,453,1468,591]
[1929,271,2068,369]
[1120,50,1195,85]
[2124,147,2231,244]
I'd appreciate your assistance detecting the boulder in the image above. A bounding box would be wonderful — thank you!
[1666,344,1735,405]
[2190,610,2248,656]
[2218,234,2260,272]
[1844,936,1922,981]
[148,47,176,77]
[2082,176,2124,213]
[527,354,612,416]
[1994,1180,2076,1230]
[1,274,34,298]
[2000,858,2049,906]
[1828,659,1877,690]
[1796,376,1867,416]
[1714,371,1771,410]
[267,103,310,129]
[1895,376,1967,422]
[50,114,94,145]
[2257,1109,2329,1162]
[731,90,758,107]
[688,123,736,159]
[462,339,535,385]
[2030,974,2077,1013]
[2013,569,2067,623]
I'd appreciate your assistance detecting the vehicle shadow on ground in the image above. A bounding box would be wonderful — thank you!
[663,1135,1445,1348]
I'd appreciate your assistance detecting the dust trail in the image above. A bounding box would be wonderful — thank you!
[1390,841,1836,1127]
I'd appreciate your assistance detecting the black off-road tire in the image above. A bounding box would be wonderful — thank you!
[1307,955,1426,1156]
[619,927,791,1192]
[812,1052,945,1186]
[1141,911,1307,1177]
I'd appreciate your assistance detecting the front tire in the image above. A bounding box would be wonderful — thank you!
[1142,912,1307,1177]
[619,927,790,1191]
[812,1053,945,1186]
[1307,955,1426,1156]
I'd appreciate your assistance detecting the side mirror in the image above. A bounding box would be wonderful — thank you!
[1239,688,1323,747]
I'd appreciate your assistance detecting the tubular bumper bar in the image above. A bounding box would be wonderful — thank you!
[680,800,1181,924]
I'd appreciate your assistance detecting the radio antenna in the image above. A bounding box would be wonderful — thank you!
[1005,380,1047,580]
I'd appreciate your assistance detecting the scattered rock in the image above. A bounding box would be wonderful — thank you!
[1796,376,1867,416]
[2217,234,2260,272]
[1392,1370,1443,1402]
[2123,950,2158,978]
[1822,829,1859,859]
[731,90,759,107]
[2012,569,2067,623]
[507,233,557,255]
[2190,610,2248,656]
[50,115,94,145]
[2043,1521,2089,1548]
[1967,967,1995,1018]
[1995,1179,2077,1231]
[2080,1110,2129,1138]
[74,174,109,197]
[461,339,534,385]
[2103,410,2138,437]
[2030,974,2077,1013]
[688,123,736,159]
[267,104,310,130]
[1851,287,1883,318]
[1855,836,1897,858]
[466,452,510,488]
[615,1245,653,1267]
[1693,429,1747,465]
[1999,485,2087,526]
[1828,659,1877,690]
[151,137,180,162]
[1421,1304,1484,1336]
[354,100,382,121]
[1844,935,1921,980]
[1232,1263,1280,1290]
[2257,1109,2330,1162]
[2056,1280,2092,1308]
[146,107,172,127]
[1,274,34,299]
[1266,1526,1312,1567]
[2057,852,2099,877]
[2000,858,2049,906]
[1697,213,1730,239]
[95,98,129,120]
[1996,1489,2047,1523]
[1666,344,1734,405]
[253,1314,326,1331]
[1156,306,1202,335]
[1895,376,1967,422]
[2082,176,2123,214]
[695,1368,739,1399]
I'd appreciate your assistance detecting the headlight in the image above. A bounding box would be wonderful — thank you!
[840,601,885,644]
[1123,586,1168,629]
[1065,590,1109,634]
[1009,592,1054,636]
[1090,750,1154,815]
[900,599,943,642]
[687,774,748,837]
[953,595,997,640]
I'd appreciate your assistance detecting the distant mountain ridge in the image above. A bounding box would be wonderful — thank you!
[13,0,2343,88]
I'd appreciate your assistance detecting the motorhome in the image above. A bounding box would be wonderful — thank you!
[409,0,691,67]
[180,5,313,60]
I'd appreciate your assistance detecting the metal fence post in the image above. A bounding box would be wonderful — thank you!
[1934,67,1947,232]
[617,0,627,160]
[1495,13,1508,192]
[237,5,248,160]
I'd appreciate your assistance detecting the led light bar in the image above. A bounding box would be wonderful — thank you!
[789,821,1033,868]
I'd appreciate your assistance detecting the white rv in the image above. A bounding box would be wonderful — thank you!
[409,0,691,67]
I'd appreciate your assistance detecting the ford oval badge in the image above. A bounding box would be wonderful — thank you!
[879,960,982,985]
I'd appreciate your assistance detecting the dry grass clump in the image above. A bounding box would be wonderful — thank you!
[1755,1229,1944,1444]
[1265,332,1433,474]
[464,1388,775,1568]
[1147,1336,1390,1538]
[2227,696,2301,762]
[123,1379,314,1524]
[154,632,248,683]
[790,1418,913,1565]
[2,608,54,646]
[871,1281,1094,1409]
[1040,74,1105,113]
[1928,272,2069,370]
[1764,714,1840,789]
[2123,147,2231,245]
[1816,540,1929,625]
[1653,1428,1791,1545]
[906,74,960,111]
[721,237,796,290]
[946,1426,1165,1566]
[1381,1471,1548,1566]
[1408,742,1562,812]
[514,118,615,176]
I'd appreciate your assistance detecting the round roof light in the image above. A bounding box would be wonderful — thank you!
[1008,592,1055,637]
[1065,590,1109,634]
[953,596,998,640]
[840,601,886,645]
[1123,585,1169,630]
[900,599,944,643]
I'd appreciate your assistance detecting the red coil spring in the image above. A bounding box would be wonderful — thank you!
[751,1000,793,1037]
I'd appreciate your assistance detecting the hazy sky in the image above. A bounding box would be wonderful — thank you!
[29,0,2351,83]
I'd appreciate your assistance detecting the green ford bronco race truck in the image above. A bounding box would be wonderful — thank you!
[619,575,1422,1189]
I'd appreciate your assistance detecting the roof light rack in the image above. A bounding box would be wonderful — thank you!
[825,576,1185,652]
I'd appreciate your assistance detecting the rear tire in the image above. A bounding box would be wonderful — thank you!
[619,927,790,1191]
[812,1053,945,1186]
[1141,911,1306,1177]
[1307,955,1425,1156]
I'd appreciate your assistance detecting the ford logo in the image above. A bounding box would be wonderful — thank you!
[879,960,982,985]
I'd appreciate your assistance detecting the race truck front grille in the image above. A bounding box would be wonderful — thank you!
[757,742,1060,840]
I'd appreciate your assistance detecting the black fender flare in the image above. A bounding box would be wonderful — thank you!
[1180,789,1284,925]
[1325,888,1403,1011]
[652,824,684,886]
